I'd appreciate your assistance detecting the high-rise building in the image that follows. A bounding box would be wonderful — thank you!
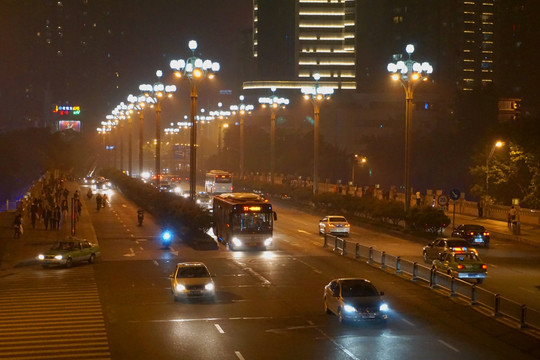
[253,0,356,89]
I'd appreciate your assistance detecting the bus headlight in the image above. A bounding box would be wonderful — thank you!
[232,238,242,247]
[264,238,273,246]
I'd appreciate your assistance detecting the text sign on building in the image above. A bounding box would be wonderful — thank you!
[53,105,81,116]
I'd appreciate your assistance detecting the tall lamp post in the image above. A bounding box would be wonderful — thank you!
[301,73,334,195]
[387,44,433,212]
[351,155,367,185]
[231,95,254,180]
[139,70,176,185]
[486,140,504,198]
[209,104,230,157]
[170,40,220,200]
[127,94,150,178]
[259,88,289,185]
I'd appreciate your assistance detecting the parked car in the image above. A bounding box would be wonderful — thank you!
[323,278,388,324]
[169,262,215,300]
[422,237,477,263]
[432,249,487,284]
[319,215,350,237]
[38,238,100,268]
[451,224,490,247]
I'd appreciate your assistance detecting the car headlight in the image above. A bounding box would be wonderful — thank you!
[205,283,214,291]
[232,238,242,247]
[264,237,273,246]
[54,255,63,260]
[175,284,186,291]
[379,303,389,312]
[343,304,356,313]
[38,254,44,260]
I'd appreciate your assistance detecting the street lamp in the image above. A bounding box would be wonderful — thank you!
[170,40,220,200]
[230,95,254,180]
[209,104,231,157]
[139,70,176,185]
[127,94,152,178]
[486,140,504,198]
[259,88,289,184]
[351,155,367,185]
[387,44,433,212]
[301,73,334,195]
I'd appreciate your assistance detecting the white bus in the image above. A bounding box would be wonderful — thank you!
[205,170,233,194]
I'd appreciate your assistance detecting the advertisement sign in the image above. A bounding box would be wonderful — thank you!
[58,120,81,132]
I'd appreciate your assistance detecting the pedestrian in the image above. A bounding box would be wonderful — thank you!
[508,205,517,228]
[52,205,61,230]
[61,198,69,218]
[477,200,483,217]
[13,213,23,239]
[96,194,102,211]
[101,193,108,208]
[30,200,38,229]
[63,188,69,200]
[43,206,51,230]
[76,198,82,219]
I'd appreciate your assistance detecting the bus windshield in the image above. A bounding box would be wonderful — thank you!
[215,176,232,183]
[232,213,272,233]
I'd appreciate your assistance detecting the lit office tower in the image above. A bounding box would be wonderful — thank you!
[253,0,356,89]
[458,0,495,91]
[297,0,356,89]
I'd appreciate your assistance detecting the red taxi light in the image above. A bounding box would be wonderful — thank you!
[481,264,487,270]
[457,264,464,269]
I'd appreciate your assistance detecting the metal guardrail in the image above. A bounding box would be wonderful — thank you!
[323,233,540,331]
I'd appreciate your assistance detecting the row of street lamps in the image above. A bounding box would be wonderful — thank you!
[100,42,438,209]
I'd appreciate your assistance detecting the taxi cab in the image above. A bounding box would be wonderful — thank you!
[432,249,487,284]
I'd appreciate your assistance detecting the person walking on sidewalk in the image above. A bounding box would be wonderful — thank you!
[96,193,102,212]
[43,205,51,230]
[13,213,23,239]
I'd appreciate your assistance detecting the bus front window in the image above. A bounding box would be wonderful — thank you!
[233,213,271,233]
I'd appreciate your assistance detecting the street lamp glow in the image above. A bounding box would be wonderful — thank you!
[302,73,334,195]
[170,40,220,200]
[387,44,433,212]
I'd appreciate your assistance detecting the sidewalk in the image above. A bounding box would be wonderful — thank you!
[0,181,98,272]
[445,210,540,247]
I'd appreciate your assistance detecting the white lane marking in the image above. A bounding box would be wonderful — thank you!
[153,260,159,267]
[214,324,225,333]
[438,339,460,352]
[233,259,272,285]
[122,204,127,208]
[401,318,415,326]
[235,351,245,360]
[518,286,536,294]
[297,229,310,234]
[314,327,361,360]
[295,258,323,274]
[123,248,135,257]
[139,246,144,251]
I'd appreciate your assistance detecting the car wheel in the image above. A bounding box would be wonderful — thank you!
[65,257,73,268]
[88,254,96,264]
[324,298,331,314]
[423,251,429,263]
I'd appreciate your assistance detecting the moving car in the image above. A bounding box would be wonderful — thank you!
[38,238,100,268]
[422,237,477,263]
[451,224,490,247]
[319,215,350,237]
[169,262,215,300]
[196,192,213,210]
[323,278,388,324]
[432,249,487,284]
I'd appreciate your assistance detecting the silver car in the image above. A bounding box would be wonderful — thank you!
[319,215,350,237]
[422,237,477,263]
[324,278,388,324]
[169,262,215,300]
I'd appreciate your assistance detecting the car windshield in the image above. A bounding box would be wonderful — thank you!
[329,217,347,222]
[176,266,210,278]
[464,225,485,231]
[341,281,379,297]
[453,253,480,262]
[51,242,74,251]
[447,240,468,247]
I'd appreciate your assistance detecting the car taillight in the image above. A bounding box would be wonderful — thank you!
[345,223,350,227]
[328,223,335,228]
[469,232,475,236]
[482,264,487,270]
[457,264,464,269]
[484,232,489,236]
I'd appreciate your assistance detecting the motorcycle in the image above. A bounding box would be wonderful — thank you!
[137,210,144,226]
[161,229,173,249]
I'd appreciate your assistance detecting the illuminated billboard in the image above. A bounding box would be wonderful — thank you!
[58,121,81,132]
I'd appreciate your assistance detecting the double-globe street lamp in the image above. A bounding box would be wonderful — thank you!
[127,94,152,177]
[230,95,254,180]
[301,73,334,195]
[139,70,176,185]
[170,40,220,200]
[387,44,433,212]
[259,88,289,185]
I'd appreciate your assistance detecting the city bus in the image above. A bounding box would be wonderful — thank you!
[212,193,277,250]
[205,170,233,194]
